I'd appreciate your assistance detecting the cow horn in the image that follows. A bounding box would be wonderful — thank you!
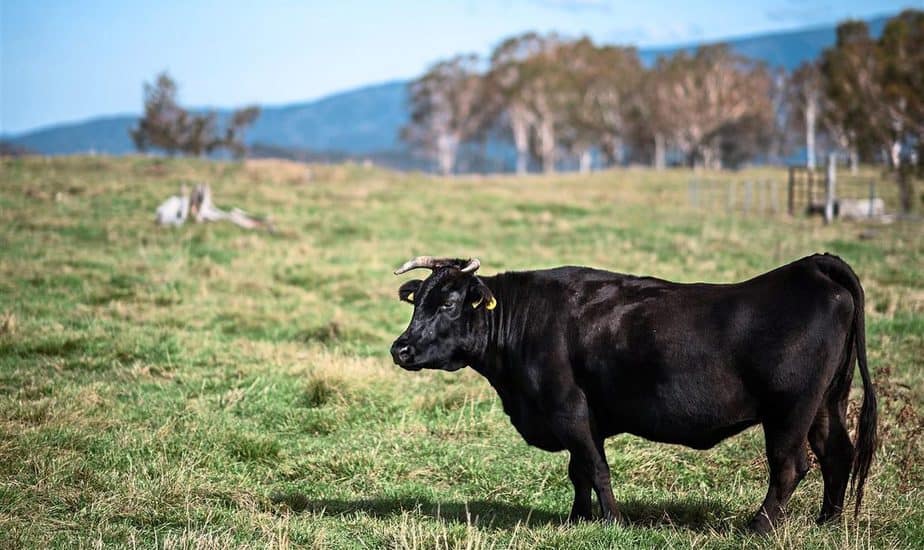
[460,258,481,274]
[394,256,439,275]
[393,256,482,275]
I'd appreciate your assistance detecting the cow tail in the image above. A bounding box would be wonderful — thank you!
[849,275,877,517]
[817,254,878,517]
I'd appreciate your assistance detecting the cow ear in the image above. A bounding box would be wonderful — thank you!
[467,278,497,311]
[398,279,422,304]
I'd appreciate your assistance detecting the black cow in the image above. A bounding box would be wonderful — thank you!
[390,254,877,533]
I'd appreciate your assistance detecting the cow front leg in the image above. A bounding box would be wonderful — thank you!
[554,415,622,524]
[567,454,592,521]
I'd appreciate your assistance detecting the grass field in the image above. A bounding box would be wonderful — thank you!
[1,156,922,549]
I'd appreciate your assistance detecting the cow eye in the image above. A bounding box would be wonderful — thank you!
[440,300,455,311]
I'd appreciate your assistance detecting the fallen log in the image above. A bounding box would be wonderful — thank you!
[155,183,274,232]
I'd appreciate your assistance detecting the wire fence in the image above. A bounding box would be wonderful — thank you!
[688,170,909,221]
[687,179,784,216]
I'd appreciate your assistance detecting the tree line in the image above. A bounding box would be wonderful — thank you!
[402,10,923,206]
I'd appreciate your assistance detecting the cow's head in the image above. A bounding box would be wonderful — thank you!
[390,256,496,371]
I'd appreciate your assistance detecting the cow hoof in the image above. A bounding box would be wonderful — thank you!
[816,510,842,525]
[602,511,625,526]
[746,515,773,535]
[567,511,592,524]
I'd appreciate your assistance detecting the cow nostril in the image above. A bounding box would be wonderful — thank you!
[391,340,416,365]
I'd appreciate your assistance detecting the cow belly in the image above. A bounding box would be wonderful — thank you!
[512,419,566,452]
[600,379,760,449]
[622,411,759,449]
[503,400,567,451]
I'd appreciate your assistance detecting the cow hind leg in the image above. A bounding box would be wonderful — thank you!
[749,419,813,534]
[808,394,854,523]
[589,439,622,524]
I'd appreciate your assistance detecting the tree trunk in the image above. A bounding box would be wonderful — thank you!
[889,141,902,170]
[849,148,859,175]
[538,117,556,174]
[654,133,666,171]
[611,136,624,166]
[511,113,529,176]
[700,144,720,171]
[436,134,458,176]
[579,150,592,174]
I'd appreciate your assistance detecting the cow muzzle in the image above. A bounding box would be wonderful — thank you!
[390,340,422,370]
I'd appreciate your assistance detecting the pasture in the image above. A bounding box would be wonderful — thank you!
[1,156,921,548]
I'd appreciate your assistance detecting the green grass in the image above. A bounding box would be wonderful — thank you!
[1,156,922,548]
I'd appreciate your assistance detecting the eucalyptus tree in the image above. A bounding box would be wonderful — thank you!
[557,40,643,170]
[488,33,563,174]
[820,21,885,174]
[402,54,493,175]
[647,45,773,169]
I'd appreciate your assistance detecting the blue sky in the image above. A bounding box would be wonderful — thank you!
[1,0,918,134]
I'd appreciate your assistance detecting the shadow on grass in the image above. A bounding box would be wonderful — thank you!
[619,497,737,532]
[270,494,563,529]
[270,493,736,532]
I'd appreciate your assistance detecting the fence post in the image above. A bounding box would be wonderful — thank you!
[759,180,767,213]
[689,180,698,208]
[825,153,837,223]
[770,180,780,214]
[744,180,752,213]
[868,180,876,218]
[726,181,734,214]
[808,169,814,208]
[787,167,794,215]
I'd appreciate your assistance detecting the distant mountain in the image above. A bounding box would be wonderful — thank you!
[245,80,407,153]
[637,15,890,70]
[7,114,137,155]
[4,81,408,157]
[3,14,894,164]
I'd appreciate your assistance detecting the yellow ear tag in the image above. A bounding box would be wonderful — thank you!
[407,292,414,302]
[486,296,497,310]
[471,296,483,309]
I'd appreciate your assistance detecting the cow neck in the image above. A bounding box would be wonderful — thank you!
[470,274,515,383]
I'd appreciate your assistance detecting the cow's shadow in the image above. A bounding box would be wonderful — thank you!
[270,493,736,532]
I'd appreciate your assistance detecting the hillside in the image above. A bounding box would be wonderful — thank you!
[4,15,892,161]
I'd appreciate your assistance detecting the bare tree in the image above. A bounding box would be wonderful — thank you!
[788,62,824,169]
[402,55,493,175]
